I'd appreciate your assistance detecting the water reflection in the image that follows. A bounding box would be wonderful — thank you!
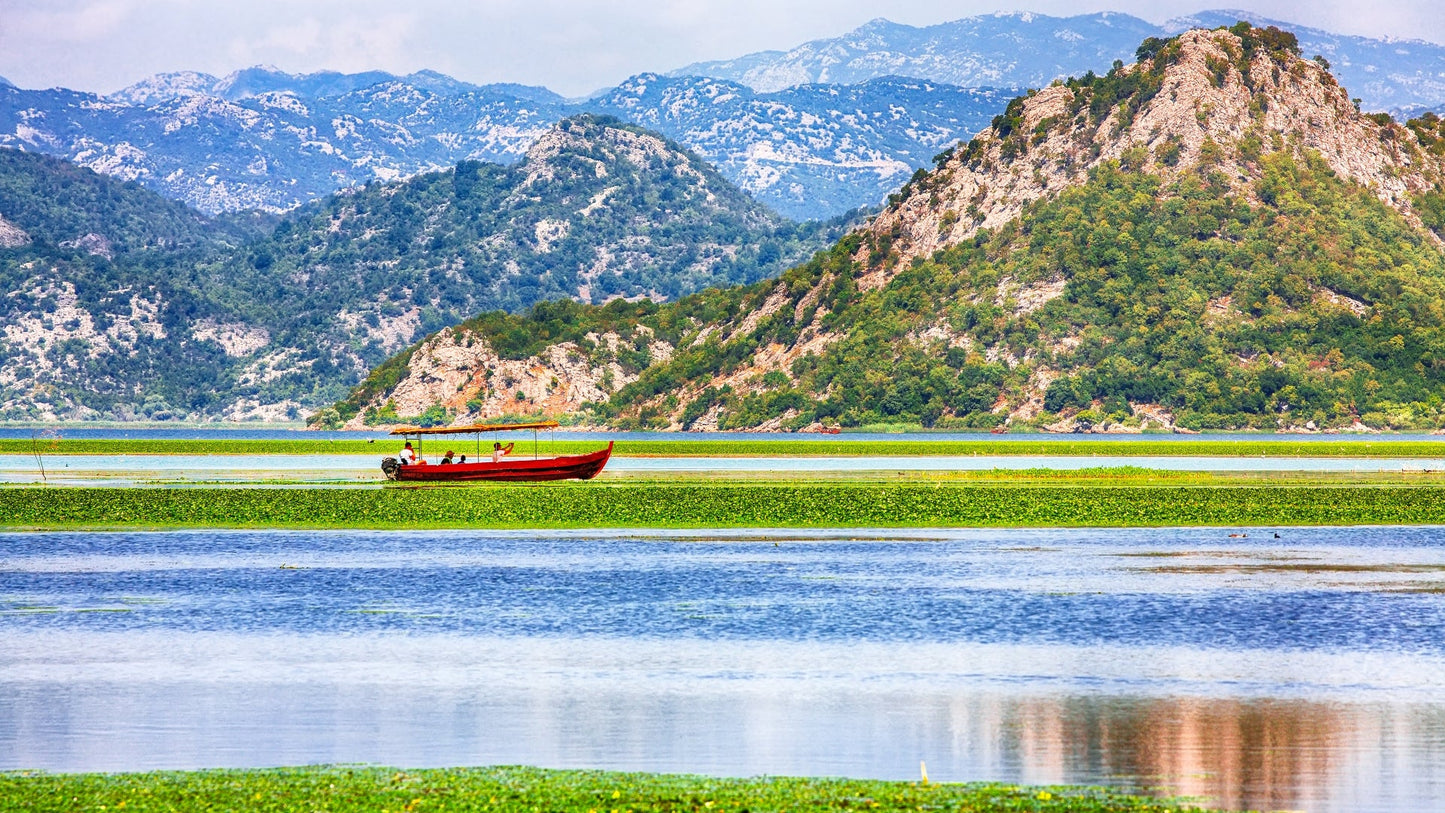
[1002,696,1404,813]
[5,646,1443,812]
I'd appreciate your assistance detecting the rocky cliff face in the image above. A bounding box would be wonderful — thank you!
[336,327,670,429]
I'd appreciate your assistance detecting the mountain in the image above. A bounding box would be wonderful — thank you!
[586,74,1014,219]
[1164,10,1445,114]
[0,150,264,421]
[8,13,1445,223]
[676,13,1160,93]
[111,67,511,105]
[0,79,568,214]
[0,115,847,421]
[108,70,222,105]
[328,24,1445,433]
[209,112,842,324]
[4,68,1005,220]
[676,10,1445,114]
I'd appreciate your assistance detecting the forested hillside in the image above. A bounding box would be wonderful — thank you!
[0,117,845,421]
[0,150,265,420]
[331,25,1445,433]
[211,114,841,316]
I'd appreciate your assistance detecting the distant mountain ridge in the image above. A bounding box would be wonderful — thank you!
[6,10,1445,221]
[677,9,1445,114]
[2,69,1005,219]
[110,66,558,106]
[586,74,1014,220]
[677,13,1160,92]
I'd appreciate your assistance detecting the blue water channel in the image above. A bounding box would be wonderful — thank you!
[3,527,1445,812]
[4,454,1445,486]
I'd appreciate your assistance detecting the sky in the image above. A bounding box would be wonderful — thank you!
[2,0,1443,97]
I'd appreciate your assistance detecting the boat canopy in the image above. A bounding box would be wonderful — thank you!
[390,420,560,436]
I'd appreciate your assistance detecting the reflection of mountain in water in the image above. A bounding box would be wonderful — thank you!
[1001,696,1368,811]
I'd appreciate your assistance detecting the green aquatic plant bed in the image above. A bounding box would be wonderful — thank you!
[0,765,1216,812]
[4,483,1445,529]
[6,437,1445,457]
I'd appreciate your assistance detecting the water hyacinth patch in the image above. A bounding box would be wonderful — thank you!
[0,765,1220,812]
[3,482,1445,529]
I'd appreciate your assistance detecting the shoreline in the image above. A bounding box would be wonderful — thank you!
[11,437,1445,457]
[0,765,1221,812]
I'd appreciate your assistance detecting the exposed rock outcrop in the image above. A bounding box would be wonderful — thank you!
[340,327,661,430]
[0,214,29,248]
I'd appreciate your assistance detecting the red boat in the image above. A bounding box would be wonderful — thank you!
[381,420,612,482]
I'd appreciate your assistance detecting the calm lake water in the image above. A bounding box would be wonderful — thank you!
[3,528,1444,812]
[4,426,1445,442]
[4,454,1445,486]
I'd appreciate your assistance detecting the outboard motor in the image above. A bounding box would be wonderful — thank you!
[381,457,400,481]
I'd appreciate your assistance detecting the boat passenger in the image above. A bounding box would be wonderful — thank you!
[440,450,455,465]
[492,442,503,463]
[399,441,415,465]
[458,454,467,464]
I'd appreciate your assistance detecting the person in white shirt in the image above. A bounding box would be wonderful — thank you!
[399,441,416,465]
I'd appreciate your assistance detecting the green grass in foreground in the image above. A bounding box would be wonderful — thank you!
[0,765,1216,812]
[4,482,1445,529]
[8,437,1445,457]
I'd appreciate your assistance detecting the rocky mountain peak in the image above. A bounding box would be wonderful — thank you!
[110,71,221,105]
[522,114,702,181]
[857,24,1445,288]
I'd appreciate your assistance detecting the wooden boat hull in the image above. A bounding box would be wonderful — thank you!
[383,442,613,483]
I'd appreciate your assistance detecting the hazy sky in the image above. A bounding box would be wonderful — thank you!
[3,1,1442,97]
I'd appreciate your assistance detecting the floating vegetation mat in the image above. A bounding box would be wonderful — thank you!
[0,765,1218,812]
[3,482,1445,529]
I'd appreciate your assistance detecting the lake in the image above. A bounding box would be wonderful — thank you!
[5,453,1445,486]
[5,426,1445,442]
[2,527,1444,811]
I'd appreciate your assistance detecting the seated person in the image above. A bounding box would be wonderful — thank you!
[457,454,467,464]
[440,450,455,465]
[399,441,415,465]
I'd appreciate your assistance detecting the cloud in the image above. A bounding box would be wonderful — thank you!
[2,0,1444,96]
[227,12,420,73]
[3,0,138,43]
